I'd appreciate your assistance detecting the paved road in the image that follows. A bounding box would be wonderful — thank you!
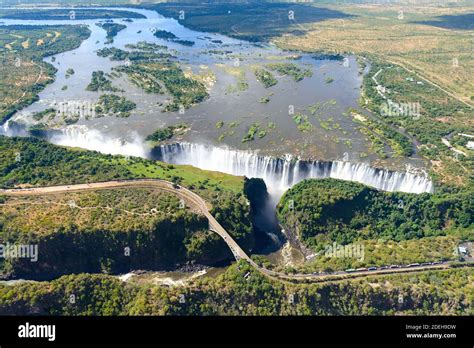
[1,179,470,283]
[0,179,252,263]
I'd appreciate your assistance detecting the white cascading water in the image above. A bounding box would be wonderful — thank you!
[10,122,433,195]
[0,120,30,137]
[0,121,9,135]
[49,125,148,158]
[154,142,434,194]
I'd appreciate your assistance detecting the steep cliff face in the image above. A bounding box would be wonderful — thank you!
[153,142,434,195]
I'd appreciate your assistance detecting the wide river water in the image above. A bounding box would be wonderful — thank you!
[0,6,436,273]
[3,6,427,169]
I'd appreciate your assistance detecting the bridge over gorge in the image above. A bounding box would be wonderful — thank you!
[1,179,471,283]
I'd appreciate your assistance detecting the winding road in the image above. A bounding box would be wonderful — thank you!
[1,179,471,283]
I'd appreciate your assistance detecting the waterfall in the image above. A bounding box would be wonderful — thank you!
[153,142,434,194]
[0,120,29,137]
[2,120,434,195]
[48,125,148,158]
[0,121,9,135]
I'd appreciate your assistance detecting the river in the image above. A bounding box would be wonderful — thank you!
[0,6,434,269]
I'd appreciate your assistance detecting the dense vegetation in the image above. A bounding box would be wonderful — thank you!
[0,188,233,279]
[152,29,178,40]
[254,68,278,88]
[362,60,473,185]
[1,25,92,58]
[145,124,188,143]
[97,42,206,111]
[1,3,472,315]
[115,64,164,94]
[312,52,344,61]
[0,136,244,197]
[292,113,313,132]
[152,29,195,46]
[0,262,471,315]
[266,63,313,82]
[125,41,168,52]
[94,94,136,118]
[149,2,350,43]
[146,127,173,142]
[0,9,145,20]
[96,22,126,44]
[277,178,473,250]
[172,39,195,47]
[65,68,75,77]
[32,108,55,121]
[0,136,131,187]
[281,236,461,274]
[0,136,256,277]
[86,71,121,92]
[242,122,261,143]
[96,46,172,61]
[347,110,414,158]
[116,62,208,111]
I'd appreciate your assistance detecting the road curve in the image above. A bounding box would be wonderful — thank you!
[1,179,471,283]
[0,179,252,263]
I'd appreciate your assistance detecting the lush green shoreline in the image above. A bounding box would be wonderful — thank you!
[0,8,145,20]
[0,263,471,315]
[0,25,91,125]
[277,178,473,251]
[0,136,256,279]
